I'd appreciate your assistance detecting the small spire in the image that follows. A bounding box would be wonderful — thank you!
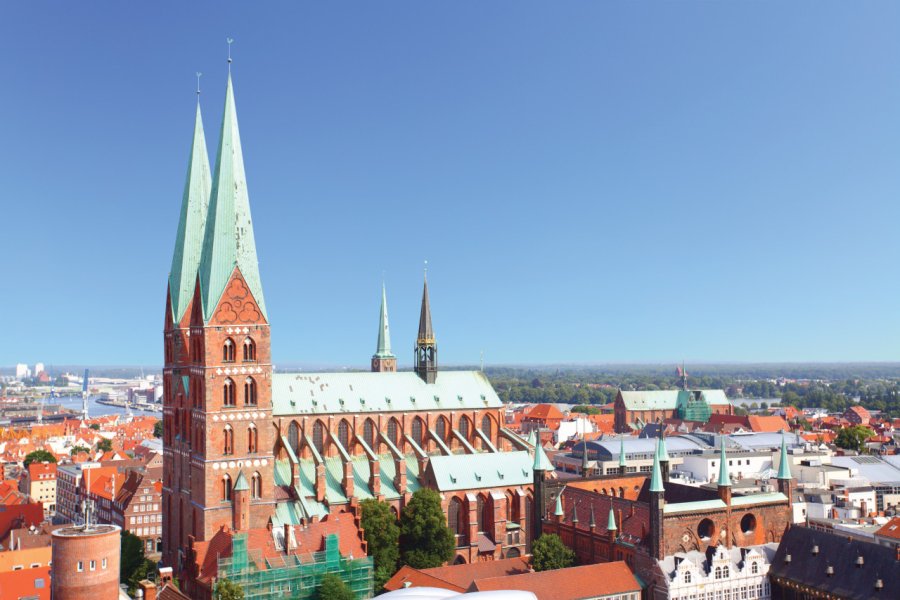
[656,432,670,463]
[589,505,596,528]
[227,37,234,72]
[777,430,793,480]
[374,282,394,358]
[618,437,627,468]
[581,440,589,473]
[718,437,731,487]
[607,507,617,532]
[649,438,665,493]
[533,443,554,472]
[571,503,579,523]
[554,493,564,517]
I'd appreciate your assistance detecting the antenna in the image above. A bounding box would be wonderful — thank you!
[227,37,234,72]
[196,72,202,97]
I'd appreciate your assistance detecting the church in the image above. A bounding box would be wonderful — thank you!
[161,70,537,593]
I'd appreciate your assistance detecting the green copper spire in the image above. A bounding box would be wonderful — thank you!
[589,505,596,528]
[571,504,578,523]
[527,430,537,447]
[649,439,665,493]
[607,507,617,531]
[374,283,394,358]
[777,431,792,480]
[657,434,670,463]
[554,493,564,517]
[619,437,627,468]
[533,443,554,472]
[233,469,249,491]
[199,73,267,321]
[717,438,731,487]
[169,101,211,323]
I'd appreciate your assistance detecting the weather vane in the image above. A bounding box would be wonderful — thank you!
[227,37,234,71]
[196,72,202,97]
[424,259,428,277]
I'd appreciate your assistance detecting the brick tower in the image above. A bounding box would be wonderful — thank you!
[163,72,274,571]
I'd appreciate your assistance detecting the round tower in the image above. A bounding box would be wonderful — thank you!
[51,523,121,600]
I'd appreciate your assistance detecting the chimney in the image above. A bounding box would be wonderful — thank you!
[158,567,173,586]
[283,524,292,553]
[138,581,157,600]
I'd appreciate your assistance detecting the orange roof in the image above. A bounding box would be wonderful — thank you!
[0,565,50,600]
[746,415,790,433]
[27,462,56,480]
[384,557,531,592]
[524,404,565,421]
[875,517,900,540]
[587,414,616,434]
[846,405,871,420]
[0,546,51,571]
[471,561,641,599]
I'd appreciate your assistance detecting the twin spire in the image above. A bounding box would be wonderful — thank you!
[372,275,438,382]
[168,70,266,325]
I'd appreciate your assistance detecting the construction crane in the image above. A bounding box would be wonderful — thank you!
[81,368,90,422]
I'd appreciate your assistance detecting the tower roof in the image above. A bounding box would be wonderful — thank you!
[589,505,596,528]
[717,438,731,487]
[233,470,249,491]
[554,492,564,517]
[649,439,665,493]
[169,101,211,323]
[656,434,670,463]
[618,437,627,467]
[777,430,793,480]
[374,283,394,358]
[417,276,435,344]
[533,444,554,472]
[607,507,617,531]
[199,73,267,321]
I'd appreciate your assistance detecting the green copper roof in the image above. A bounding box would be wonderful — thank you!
[374,283,394,358]
[533,443,553,472]
[168,102,211,323]
[618,437,627,467]
[649,439,665,493]
[777,431,792,480]
[233,469,250,491]
[607,507,617,531]
[717,439,731,487]
[554,492,564,517]
[427,452,533,492]
[656,435,670,463]
[199,73,267,321]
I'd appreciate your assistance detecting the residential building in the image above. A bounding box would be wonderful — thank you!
[654,543,776,600]
[20,462,56,515]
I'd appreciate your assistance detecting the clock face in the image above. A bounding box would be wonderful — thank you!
[682,533,690,543]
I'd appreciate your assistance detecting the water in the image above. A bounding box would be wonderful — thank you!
[51,394,160,418]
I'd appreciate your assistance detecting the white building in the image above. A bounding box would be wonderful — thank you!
[15,363,30,379]
[678,451,773,483]
[656,544,777,600]
[34,362,45,376]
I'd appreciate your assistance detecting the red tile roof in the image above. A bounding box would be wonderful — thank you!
[471,561,641,599]
[875,517,900,541]
[746,415,790,433]
[0,565,50,600]
[384,557,531,592]
[525,404,565,421]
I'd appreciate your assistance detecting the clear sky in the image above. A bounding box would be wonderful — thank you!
[2,2,900,368]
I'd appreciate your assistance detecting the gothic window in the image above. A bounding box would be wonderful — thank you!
[223,378,235,407]
[244,377,257,406]
[363,419,376,450]
[476,495,485,532]
[248,424,258,453]
[411,417,425,447]
[222,474,232,502]
[448,497,465,545]
[482,495,493,539]
[313,420,325,455]
[459,416,470,440]
[387,418,399,447]
[223,426,233,455]
[619,487,625,498]
[436,416,448,442]
[288,421,300,454]
[243,338,256,362]
[223,339,235,362]
[338,420,350,450]
[251,472,261,499]
[481,415,493,440]
[525,495,533,551]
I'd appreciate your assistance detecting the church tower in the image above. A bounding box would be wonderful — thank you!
[162,96,210,570]
[371,283,397,372]
[414,275,437,383]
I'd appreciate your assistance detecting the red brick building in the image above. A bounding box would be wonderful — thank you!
[614,390,734,433]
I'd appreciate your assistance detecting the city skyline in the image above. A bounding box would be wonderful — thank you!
[4,2,900,366]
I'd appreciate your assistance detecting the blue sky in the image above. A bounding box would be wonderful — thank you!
[2,2,900,368]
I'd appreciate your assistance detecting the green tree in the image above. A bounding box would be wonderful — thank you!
[835,425,873,453]
[70,445,90,456]
[23,450,56,469]
[316,574,355,600]
[96,438,113,453]
[531,533,575,572]
[214,578,245,600]
[121,530,145,583]
[399,488,455,569]
[360,499,400,592]
[89,423,101,431]
[154,420,163,438]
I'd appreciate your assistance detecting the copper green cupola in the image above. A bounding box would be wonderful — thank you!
[168,100,211,323]
[372,283,397,372]
[414,274,437,383]
[198,73,267,322]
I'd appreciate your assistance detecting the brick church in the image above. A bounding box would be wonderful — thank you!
[161,71,537,591]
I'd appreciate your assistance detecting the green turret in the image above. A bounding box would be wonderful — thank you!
[607,507,617,532]
[776,430,793,503]
[649,438,665,493]
[371,283,397,372]
[717,438,731,487]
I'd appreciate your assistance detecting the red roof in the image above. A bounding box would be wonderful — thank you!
[875,517,900,541]
[471,561,641,599]
[27,462,56,480]
[846,405,871,421]
[525,404,565,421]
[746,415,790,433]
[0,565,50,600]
[384,557,531,592]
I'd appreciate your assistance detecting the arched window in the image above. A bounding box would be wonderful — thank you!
[313,420,325,455]
[476,495,485,532]
[436,416,448,442]
[223,378,235,407]
[619,487,625,498]
[482,495,493,539]
[244,377,257,406]
[223,339,235,362]
[387,418,399,447]
[751,562,759,575]
[243,338,256,362]
[459,416,470,440]
[288,421,300,454]
[524,495,533,551]
[448,497,466,545]
[338,420,350,450]
[481,415,493,440]
[506,492,515,523]
[223,425,233,455]
[222,474,232,501]
[412,417,424,447]
[722,566,730,578]
[363,419,376,450]
[715,566,722,580]
[684,571,692,584]
[248,424,258,453]
[251,472,261,499]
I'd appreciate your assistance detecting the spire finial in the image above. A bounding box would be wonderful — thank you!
[227,37,234,72]
[424,259,428,279]
[196,72,202,97]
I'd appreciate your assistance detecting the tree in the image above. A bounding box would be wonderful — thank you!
[360,499,400,592]
[23,450,56,469]
[835,425,873,453]
[399,488,455,569]
[70,445,90,456]
[96,438,112,453]
[89,423,101,431]
[531,533,575,572]
[214,578,245,600]
[316,574,354,600]
[153,420,163,438]
[120,530,145,583]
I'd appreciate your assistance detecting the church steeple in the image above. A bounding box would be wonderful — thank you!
[199,72,267,321]
[372,283,397,372]
[168,100,211,324]
[414,274,437,383]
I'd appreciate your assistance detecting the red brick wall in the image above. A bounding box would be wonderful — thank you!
[51,527,121,600]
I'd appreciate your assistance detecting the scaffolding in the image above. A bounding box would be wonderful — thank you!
[215,532,373,600]
[677,391,712,423]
